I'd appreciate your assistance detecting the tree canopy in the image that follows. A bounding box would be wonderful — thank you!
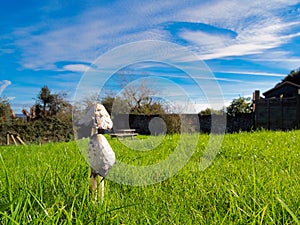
[199,107,225,115]
[281,68,300,85]
[35,85,71,117]
[227,96,252,117]
[0,96,12,123]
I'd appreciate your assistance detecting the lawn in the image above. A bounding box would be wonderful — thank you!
[0,130,299,224]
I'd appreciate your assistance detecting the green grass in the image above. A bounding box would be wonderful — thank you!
[0,130,299,224]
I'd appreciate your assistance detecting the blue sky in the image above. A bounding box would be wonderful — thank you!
[1,0,300,113]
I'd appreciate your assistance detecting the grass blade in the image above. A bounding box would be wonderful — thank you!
[26,189,49,217]
[0,196,18,212]
[0,153,14,213]
[277,197,299,224]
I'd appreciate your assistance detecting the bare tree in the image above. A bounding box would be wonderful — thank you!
[117,73,165,115]
[73,93,100,124]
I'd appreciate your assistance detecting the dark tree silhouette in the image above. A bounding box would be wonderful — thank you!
[36,85,71,117]
[281,68,300,85]
[37,85,53,115]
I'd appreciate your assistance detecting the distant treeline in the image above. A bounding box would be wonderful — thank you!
[1,82,257,145]
[0,86,255,145]
[0,85,73,145]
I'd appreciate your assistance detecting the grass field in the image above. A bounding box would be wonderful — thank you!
[0,130,299,224]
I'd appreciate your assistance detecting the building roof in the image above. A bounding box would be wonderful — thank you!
[263,81,300,98]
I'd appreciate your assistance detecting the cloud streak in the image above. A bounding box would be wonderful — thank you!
[216,71,287,77]
[184,21,300,60]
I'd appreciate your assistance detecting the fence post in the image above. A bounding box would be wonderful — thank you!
[267,99,270,130]
[253,90,260,129]
[6,133,10,145]
[281,96,283,130]
[297,89,300,129]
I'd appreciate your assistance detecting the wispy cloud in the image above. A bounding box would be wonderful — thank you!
[216,70,287,77]
[179,29,235,51]
[178,0,300,28]
[11,2,172,71]
[3,0,300,114]
[187,22,300,60]
[9,0,300,71]
[175,1,300,60]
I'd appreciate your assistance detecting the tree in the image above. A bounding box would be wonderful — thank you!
[281,68,300,85]
[139,101,165,115]
[101,95,128,115]
[101,96,114,115]
[37,85,53,115]
[199,107,226,115]
[49,92,72,116]
[0,96,12,123]
[227,96,252,117]
[119,78,166,115]
[35,86,71,117]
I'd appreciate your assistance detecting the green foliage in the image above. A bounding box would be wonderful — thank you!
[0,97,12,124]
[199,107,226,115]
[131,101,166,115]
[160,114,181,134]
[0,116,73,145]
[101,96,128,115]
[227,96,252,117]
[37,85,53,115]
[35,85,71,117]
[101,95,166,115]
[101,96,115,115]
[0,130,299,224]
[0,86,73,145]
[282,68,300,85]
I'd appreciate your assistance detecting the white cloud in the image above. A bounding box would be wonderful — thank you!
[179,30,234,50]
[173,1,300,61]
[7,96,15,101]
[63,64,91,72]
[180,20,300,60]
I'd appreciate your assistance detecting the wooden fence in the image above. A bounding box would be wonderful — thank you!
[253,90,300,130]
[111,113,253,134]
